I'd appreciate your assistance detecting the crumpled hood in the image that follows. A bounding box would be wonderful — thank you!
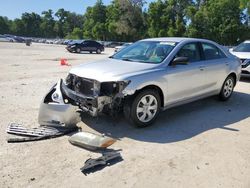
[69,58,159,82]
[230,51,250,59]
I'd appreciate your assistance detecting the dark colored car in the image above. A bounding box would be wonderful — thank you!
[66,40,104,54]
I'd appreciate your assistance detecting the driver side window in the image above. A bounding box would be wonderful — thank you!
[176,43,201,62]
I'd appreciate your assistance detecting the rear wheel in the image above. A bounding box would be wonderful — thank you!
[124,89,161,128]
[96,48,101,54]
[219,75,235,101]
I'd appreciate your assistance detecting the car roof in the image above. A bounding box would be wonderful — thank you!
[141,37,216,44]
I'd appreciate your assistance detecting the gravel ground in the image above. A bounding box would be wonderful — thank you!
[0,42,250,188]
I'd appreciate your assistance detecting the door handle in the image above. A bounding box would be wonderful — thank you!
[199,66,205,71]
[225,62,229,66]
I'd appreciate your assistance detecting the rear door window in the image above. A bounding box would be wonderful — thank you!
[202,43,226,60]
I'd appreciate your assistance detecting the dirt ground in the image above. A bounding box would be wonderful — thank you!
[0,42,250,188]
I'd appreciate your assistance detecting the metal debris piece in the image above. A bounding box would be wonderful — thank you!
[7,123,77,143]
[80,152,122,175]
[68,132,117,150]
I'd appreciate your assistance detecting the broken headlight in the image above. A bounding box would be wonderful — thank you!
[100,80,130,96]
[65,74,73,86]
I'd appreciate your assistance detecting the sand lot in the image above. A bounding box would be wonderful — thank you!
[0,42,250,188]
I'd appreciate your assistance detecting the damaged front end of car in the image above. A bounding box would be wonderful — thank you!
[38,74,130,126]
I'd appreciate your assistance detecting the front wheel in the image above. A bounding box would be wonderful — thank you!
[124,89,161,128]
[76,48,81,53]
[219,75,235,101]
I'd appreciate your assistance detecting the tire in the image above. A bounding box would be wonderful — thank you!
[90,51,93,54]
[96,48,101,54]
[123,89,161,128]
[219,75,235,101]
[76,48,81,53]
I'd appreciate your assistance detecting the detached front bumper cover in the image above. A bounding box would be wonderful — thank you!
[38,80,81,126]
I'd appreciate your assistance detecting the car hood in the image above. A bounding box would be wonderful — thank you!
[230,51,250,59]
[69,58,159,82]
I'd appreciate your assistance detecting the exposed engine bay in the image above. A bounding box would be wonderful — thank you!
[38,74,130,126]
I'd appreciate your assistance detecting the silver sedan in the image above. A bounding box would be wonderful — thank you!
[39,38,241,127]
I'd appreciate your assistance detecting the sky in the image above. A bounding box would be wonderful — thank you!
[0,0,155,20]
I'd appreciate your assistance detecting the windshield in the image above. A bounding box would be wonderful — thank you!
[111,41,177,64]
[234,42,250,52]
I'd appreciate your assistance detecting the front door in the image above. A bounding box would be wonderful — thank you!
[166,42,207,105]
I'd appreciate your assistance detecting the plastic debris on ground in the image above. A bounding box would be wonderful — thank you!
[6,122,77,143]
[81,151,123,175]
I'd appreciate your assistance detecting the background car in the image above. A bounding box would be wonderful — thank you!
[230,40,250,75]
[0,35,15,42]
[114,43,133,53]
[66,40,104,54]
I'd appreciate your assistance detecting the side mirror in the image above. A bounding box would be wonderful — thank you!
[172,57,189,65]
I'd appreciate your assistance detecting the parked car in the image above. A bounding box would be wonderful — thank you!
[114,43,133,53]
[229,40,250,75]
[66,40,104,54]
[39,37,241,128]
[0,35,14,42]
[105,41,123,48]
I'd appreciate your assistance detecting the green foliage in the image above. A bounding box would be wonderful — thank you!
[0,0,249,45]
[40,10,55,38]
[0,16,10,34]
[66,27,83,39]
[147,0,193,38]
[106,0,146,41]
[186,0,247,45]
[83,0,107,40]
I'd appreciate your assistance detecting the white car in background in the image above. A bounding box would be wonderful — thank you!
[230,40,250,75]
[0,35,14,42]
[114,43,132,53]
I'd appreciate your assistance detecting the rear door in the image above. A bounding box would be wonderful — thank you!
[90,41,98,51]
[166,42,207,104]
[200,42,229,92]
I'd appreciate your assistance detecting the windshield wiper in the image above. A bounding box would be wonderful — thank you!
[121,58,134,62]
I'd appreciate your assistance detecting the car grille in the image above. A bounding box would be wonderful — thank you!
[66,74,94,96]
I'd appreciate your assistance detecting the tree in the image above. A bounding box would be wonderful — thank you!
[54,8,69,38]
[0,16,10,34]
[83,0,107,40]
[19,12,42,37]
[66,27,83,39]
[147,0,192,38]
[186,0,245,45]
[40,9,55,38]
[106,0,146,41]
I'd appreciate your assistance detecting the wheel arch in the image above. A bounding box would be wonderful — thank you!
[131,85,164,108]
[227,72,237,86]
